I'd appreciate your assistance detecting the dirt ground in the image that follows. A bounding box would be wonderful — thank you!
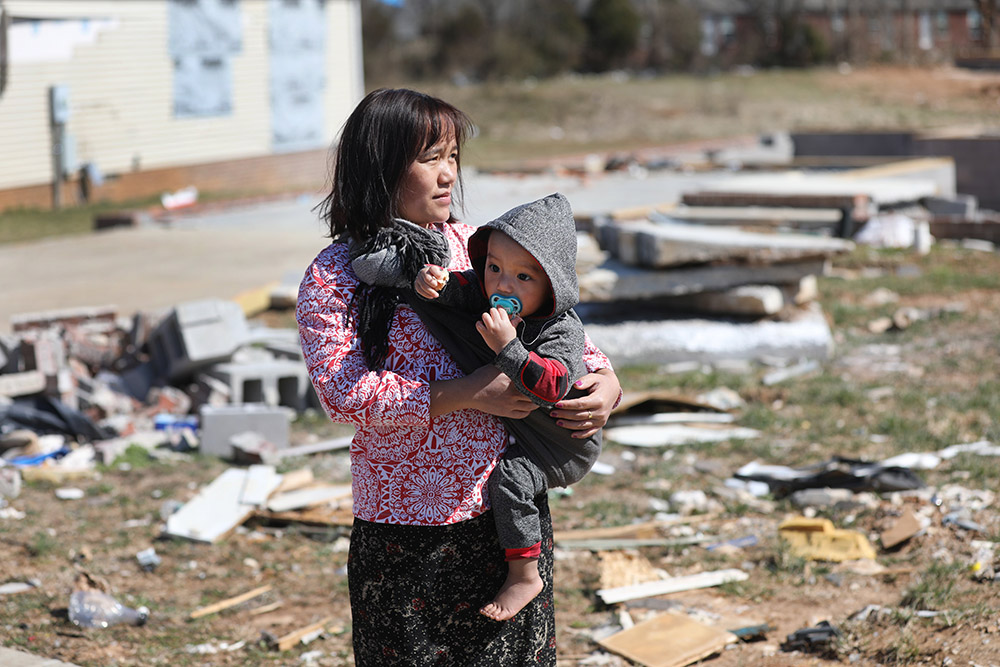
[2,241,999,666]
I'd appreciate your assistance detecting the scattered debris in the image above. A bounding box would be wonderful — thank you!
[733,456,925,497]
[780,620,841,653]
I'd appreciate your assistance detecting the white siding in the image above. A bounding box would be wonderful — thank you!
[0,0,362,190]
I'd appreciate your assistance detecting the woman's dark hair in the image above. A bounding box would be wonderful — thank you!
[317,88,475,242]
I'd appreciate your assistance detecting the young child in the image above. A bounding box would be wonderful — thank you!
[350,193,602,621]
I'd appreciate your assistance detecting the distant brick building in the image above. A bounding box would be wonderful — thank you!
[0,0,363,212]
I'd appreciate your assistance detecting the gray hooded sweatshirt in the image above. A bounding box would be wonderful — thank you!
[350,193,601,489]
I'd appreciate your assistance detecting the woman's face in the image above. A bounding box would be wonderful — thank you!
[397,131,458,227]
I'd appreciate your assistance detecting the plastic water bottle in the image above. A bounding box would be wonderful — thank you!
[69,589,149,628]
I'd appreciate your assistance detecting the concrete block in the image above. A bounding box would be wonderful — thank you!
[199,404,293,459]
[207,359,310,411]
[148,299,249,382]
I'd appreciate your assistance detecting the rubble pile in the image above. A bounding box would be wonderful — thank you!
[0,299,314,478]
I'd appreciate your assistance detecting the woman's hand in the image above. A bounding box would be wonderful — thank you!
[429,365,537,419]
[549,368,621,439]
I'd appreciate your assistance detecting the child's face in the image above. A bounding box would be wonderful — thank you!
[483,231,551,317]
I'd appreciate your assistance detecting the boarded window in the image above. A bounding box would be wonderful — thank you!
[169,0,242,118]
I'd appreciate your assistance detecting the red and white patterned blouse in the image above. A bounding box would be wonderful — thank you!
[297,221,612,526]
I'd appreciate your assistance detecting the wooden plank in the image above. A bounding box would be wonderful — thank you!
[273,468,314,495]
[248,601,284,616]
[190,585,272,619]
[165,468,254,543]
[597,569,748,605]
[598,612,737,667]
[266,484,352,513]
[253,505,354,528]
[275,616,334,652]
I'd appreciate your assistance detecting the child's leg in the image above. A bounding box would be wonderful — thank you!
[482,452,549,621]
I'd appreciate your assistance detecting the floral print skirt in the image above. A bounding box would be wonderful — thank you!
[348,496,556,666]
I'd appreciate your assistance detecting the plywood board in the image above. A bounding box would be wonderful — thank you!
[598,612,736,667]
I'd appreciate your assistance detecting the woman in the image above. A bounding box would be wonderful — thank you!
[297,88,621,665]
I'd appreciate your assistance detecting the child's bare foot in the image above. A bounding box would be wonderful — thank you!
[480,558,543,621]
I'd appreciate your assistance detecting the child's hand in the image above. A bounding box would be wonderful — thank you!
[415,264,448,299]
[476,307,521,354]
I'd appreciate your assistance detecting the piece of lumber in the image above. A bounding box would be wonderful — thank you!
[190,585,272,619]
[597,568,748,605]
[249,601,284,616]
[598,611,737,667]
[275,616,334,652]
[266,484,352,513]
[253,505,354,528]
[273,468,314,495]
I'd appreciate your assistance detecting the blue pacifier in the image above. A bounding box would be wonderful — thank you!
[489,294,522,317]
